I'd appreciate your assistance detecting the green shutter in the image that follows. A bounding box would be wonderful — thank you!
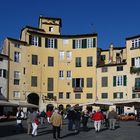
[131,58,134,66]
[38,37,41,47]
[73,40,75,49]
[93,38,96,47]
[123,75,127,86]
[29,35,32,45]
[55,39,57,49]
[81,78,84,87]
[113,76,116,87]
[82,39,87,48]
[72,78,75,87]
[45,38,48,48]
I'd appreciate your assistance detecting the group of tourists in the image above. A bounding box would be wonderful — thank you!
[15,106,118,140]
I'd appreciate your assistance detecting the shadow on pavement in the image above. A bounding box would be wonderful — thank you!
[0,124,26,138]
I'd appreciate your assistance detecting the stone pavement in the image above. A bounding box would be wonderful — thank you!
[0,120,140,140]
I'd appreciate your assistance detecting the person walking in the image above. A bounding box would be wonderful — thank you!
[108,108,118,130]
[46,110,53,123]
[16,107,24,133]
[74,108,81,133]
[82,110,89,131]
[50,109,63,140]
[31,109,39,137]
[40,110,46,125]
[67,107,76,131]
[26,109,33,135]
[93,109,104,132]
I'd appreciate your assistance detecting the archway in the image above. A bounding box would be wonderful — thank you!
[27,93,39,105]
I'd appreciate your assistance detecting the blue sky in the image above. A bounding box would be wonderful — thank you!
[0,0,140,49]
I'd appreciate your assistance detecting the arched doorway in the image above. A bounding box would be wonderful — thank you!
[27,93,39,105]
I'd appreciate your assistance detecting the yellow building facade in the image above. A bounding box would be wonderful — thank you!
[2,16,140,113]
[3,16,97,111]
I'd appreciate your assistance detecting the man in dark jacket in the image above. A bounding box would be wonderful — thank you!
[108,108,118,130]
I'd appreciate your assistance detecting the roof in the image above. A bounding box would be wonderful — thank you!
[7,37,27,45]
[0,53,9,58]
[27,30,97,39]
[126,34,140,40]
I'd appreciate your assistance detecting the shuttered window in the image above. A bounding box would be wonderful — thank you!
[29,35,41,47]
[31,76,37,87]
[87,78,92,87]
[102,77,108,87]
[48,78,53,91]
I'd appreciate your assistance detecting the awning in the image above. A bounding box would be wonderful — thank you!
[18,102,39,108]
[79,101,113,107]
[0,100,18,106]
[113,99,140,107]
[94,101,114,106]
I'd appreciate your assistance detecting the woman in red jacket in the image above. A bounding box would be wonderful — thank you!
[93,109,104,132]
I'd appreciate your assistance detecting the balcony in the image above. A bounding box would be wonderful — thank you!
[73,87,83,92]
[130,67,140,74]
[132,87,140,92]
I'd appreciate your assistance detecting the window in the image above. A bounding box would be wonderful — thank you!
[3,69,7,78]
[101,93,108,99]
[29,35,41,47]
[14,71,20,85]
[75,93,81,99]
[59,92,63,99]
[101,55,106,61]
[67,71,71,79]
[32,55,38,65]
[66,92,70,99]
[48,57,54,66]
[76,57,81,67]
[73,38,96,49]
[117,66,123,71]
[101,77,108,87]
[87,56,93,67]
[66,51,72,60]
[47,93,53,99]
[13,91,20,98]
[86,93,93,99]
[75,39,82,49]
[113,92,123,99]
[87,38,94,48]
[0,69,7,78]
[135,78,140,88]
[48,78,53,91]
[87,78,92,87]
[59,70,64,79]
[49,27,53,32]
[132,57,140,67]
[31,76,37,87]
[14,43,21,48]
[131,39,140,49]
[45,38,57,48]
[14,52,21,62]
[102,67,108,72]
[72,78,84,88]
[113,75,127,86]
[59,51,65,60]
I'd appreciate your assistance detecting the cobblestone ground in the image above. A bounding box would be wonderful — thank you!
[0,120,140,140]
